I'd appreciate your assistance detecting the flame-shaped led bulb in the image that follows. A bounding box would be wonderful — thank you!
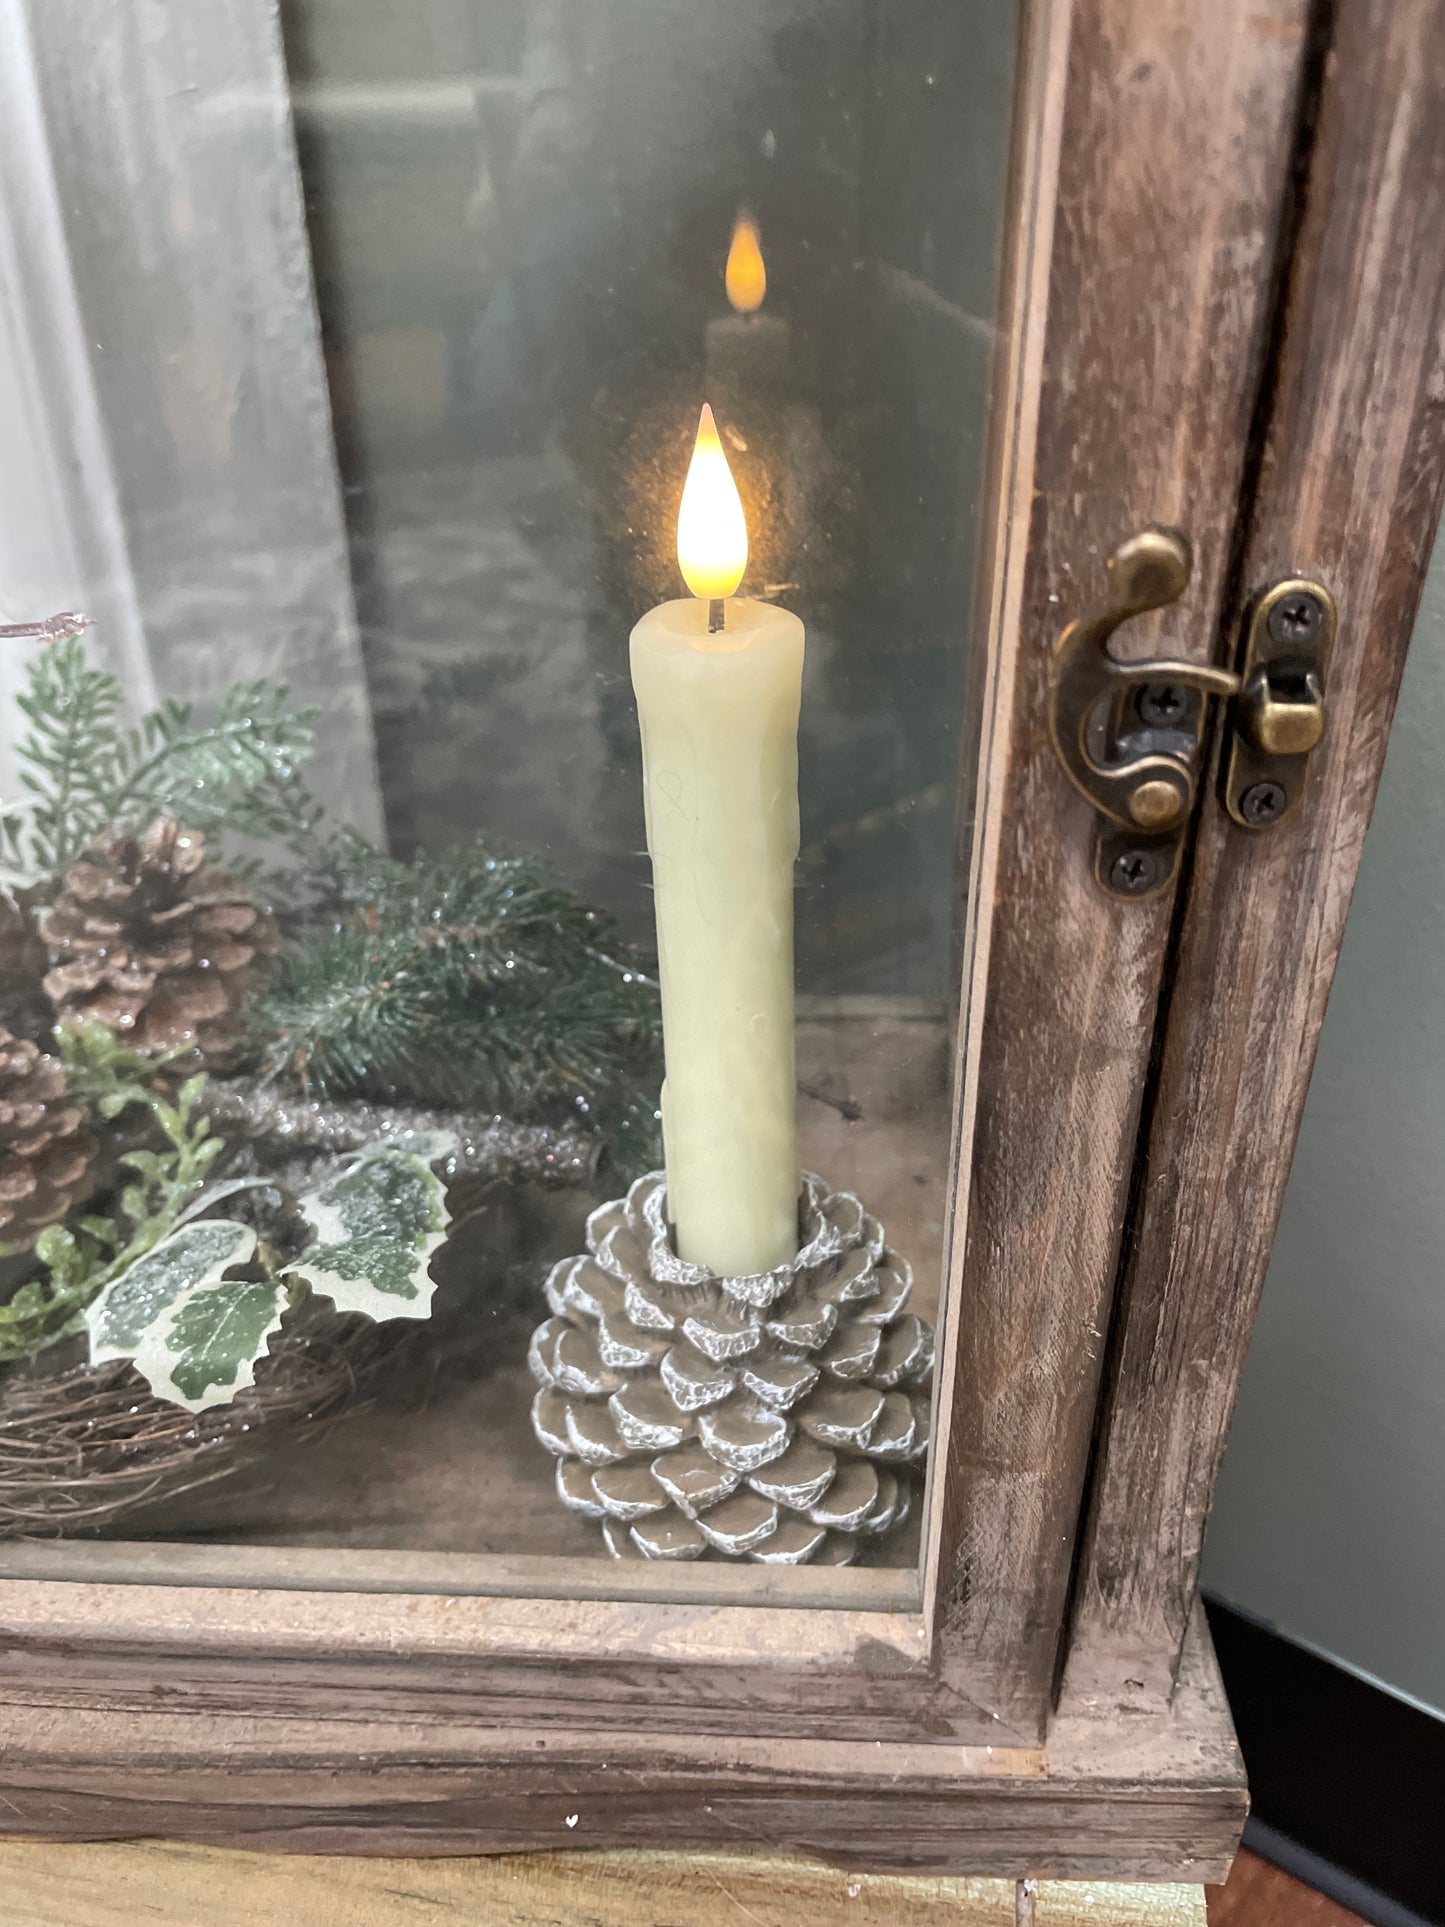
[676,404,748,601]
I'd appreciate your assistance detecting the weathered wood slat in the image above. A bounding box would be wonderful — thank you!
[0,1608,1241,1876]
[1065,0,1445,1708]
[0,1576,988,1746]
[933,0,1310,1734]
[0,1539,919,1610]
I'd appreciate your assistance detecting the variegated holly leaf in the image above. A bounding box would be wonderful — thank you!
[132,1271,288,1413]
[86,1219,257,1366]
[290,1139,454,1325]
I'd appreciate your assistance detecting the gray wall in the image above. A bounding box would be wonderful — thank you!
[1202,520,1445,1719]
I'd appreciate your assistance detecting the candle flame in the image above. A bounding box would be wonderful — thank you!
[725,212,766,315]
[677,404,748,600]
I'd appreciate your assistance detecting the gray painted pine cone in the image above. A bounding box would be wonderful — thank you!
[528,1172,934,1565]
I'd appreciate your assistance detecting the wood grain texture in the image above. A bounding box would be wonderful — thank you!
[0,1577,986,1746]
[0,1839,1210,1927]
[0,1607,1242,1876]
[1065,0,1445,1708]
[933,0,1309,1735]
[0,1540,919,1609]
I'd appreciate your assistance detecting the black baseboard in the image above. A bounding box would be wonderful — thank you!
[1204,1594,1445,1925]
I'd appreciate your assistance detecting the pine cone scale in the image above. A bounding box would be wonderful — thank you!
[197,938,259,974]
[55,862,127,903]
[1,1098,49,1138]
[147,978,234,1025]
[30,1139,94,1192]
[8,1101,87,1152]
[41,956,110,1000]
[195,901,270,933]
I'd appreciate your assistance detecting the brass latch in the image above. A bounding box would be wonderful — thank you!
[1047,529,1333,898]
[1221,577,1335,830]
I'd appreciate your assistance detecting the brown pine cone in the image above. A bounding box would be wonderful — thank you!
[0,1028,96,1246]
[0,893,53,1045]
[41,819,280,1069]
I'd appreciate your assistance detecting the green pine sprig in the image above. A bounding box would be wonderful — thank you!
[251,835,663,1176]
[11,629,318,875]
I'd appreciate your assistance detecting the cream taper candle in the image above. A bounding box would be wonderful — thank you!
[630,405,804,1276]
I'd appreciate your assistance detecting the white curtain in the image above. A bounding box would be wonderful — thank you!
[0,0,152,798]
[0,0,385,844]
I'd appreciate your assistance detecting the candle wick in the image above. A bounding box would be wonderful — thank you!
[708,598,726,634]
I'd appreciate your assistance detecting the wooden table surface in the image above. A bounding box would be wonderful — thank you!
[0,1841,1207,1927]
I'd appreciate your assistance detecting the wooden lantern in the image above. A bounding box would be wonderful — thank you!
[0,0,1441,1890]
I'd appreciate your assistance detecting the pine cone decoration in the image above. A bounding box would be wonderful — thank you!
[0,894,53,1044]
[529,1173,933,1564]
[41,820,280,1068]
[0,1029,97,1246]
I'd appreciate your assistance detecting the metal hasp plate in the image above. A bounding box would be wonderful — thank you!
[1222,578,1336,827]
[1048,528,1238,900]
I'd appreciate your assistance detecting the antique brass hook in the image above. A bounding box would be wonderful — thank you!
[1048,528,1238,841]
[1049,529,1237,899]
[1049,532,1334,897]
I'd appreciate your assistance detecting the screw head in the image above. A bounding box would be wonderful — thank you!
[1239,779,1288,825]
[1137,683,1189,727]
[1108,847,1161,896]
[1268,591,1324,647]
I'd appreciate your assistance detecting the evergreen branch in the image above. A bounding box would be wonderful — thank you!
[11,633,319,878]
[249,834,664,1177]
[14,632,126,871]
[107,681,318,839]
[253,924,438,1089]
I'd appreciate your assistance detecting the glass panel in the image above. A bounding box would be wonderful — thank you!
[0,0,1016,1597]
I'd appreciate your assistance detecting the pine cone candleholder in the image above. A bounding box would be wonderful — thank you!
[41,819,280,1069]
[528,1173,933,1565]
[0,1029,97,1247]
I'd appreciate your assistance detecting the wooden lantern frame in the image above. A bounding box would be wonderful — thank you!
[1,0,1442,1882]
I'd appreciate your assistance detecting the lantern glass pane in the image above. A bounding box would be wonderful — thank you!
[0,0,1016,1597]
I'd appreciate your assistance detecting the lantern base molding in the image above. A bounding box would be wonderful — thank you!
[527,1172,935,1567]
[0,1603,1244,1878]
